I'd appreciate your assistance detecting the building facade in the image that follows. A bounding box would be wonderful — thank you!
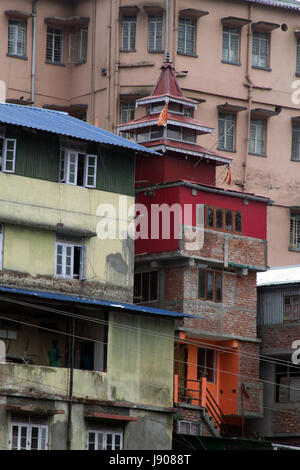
[0,103,184,450]
[1,0,300,266]
[118,59,270,440]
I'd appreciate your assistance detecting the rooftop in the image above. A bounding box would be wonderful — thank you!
[257,265,300,286]
[244,0,300,10]
[0,103,159,156]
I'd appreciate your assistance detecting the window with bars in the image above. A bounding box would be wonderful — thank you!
[177,17,196,56]
[276,361,300,403]
[120,102,135,138]
[205,206,242,234]
[249,118,266,156]
[283,295,300,322]
[69,27,88,64]
[136,126,164,143]
[297,38,300,76]
[122,16,136,52]
[177,420,202,436]
[46,27,63,64]
[134,271,158,303]
[9,417,48,450]
[166,125,196,143]
[87,430,122,450]
[55,234,87,280]
[8,20,26,57]
[198,269,223,303]
[252,32,270,69]
[59,149,97,188]
[292,124,300,161]
[218,113,236,151]
[148,16,163,52]
[290,213,300,250]
[222,26,240,64]
[197,348,215,383]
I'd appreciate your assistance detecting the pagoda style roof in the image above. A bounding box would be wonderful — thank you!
[136,61,198,108]
[118,112,213,135]
[141,139,232,166]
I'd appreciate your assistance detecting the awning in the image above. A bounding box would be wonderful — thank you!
[44,16,90,27]
[295,30,300,39]
[252,21,280,32]
[217,103,247,113]
[0,285,192,319]
[6,404,65,415]
[179,9,209,18]
[85,412,139,422]
[251,108,278,119]
[119,6,140,16]
[5,10,31,20]
[292,116,300,125]
[143,4,165,15]
[221,16,251,28]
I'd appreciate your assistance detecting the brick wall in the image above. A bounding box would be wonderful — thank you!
[260,324,300,354]
[239,342,263,417]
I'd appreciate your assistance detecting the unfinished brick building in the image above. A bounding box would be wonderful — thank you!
[118,59,270,439]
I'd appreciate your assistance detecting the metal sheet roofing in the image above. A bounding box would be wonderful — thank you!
[245,0,300,10]
[257,266,300,286]
[0,103,159,156]
[0,285,194,319]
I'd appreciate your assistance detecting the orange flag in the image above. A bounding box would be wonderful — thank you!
[224,166,232,185]
[157,103,168,127]
[94,118,99,127]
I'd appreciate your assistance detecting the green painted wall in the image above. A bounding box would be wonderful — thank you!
[6,126,135,196]
[107,311,174,408]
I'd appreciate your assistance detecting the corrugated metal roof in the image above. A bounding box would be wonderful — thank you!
[245,0,300,10]
[0,103,159,156]
[0,285,194,319]
[257,265,300,286]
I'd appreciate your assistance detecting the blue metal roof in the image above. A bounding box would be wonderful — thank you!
[0,285,194,319]
[0,103,159,156]
[245,0,300,10]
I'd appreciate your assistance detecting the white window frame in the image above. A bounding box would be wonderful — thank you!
[87,430,123,450]
[59,149,97,188]
[148,16,163,52]
[122,16,136,52]
[69,27,88,64]
[10,421,48,450]
[177,17,196,56]
[8,20,26,57]
[252,31,270,69]
[55,236,87,280]
[290,213,300,250]
[0,138,16,173]
[249,118,266,156]
[222,26,240,64]
[178,420,202,436]
[46,27,63,64]
[218,113,236,151]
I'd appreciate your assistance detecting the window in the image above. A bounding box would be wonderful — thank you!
[205,206,242,234]
[46,27,63,64]
[120,102,135,138]
[136,126,164,143]
[197,348,215,382]
[292,124,300,161]
[0,224,3,270]
[177,420,202,436]
[55,234,87,280]
[87,430,122,450]
[178,17,196,56]
[134,271,158,302]
[0,137,17,174]
[198,269,222,303]
[290,213,300,250]
[218,113,236,151]
[148,16,163,52]
[59,149,97,188]
[122,16,136,52]
[276,361,300,403]
[284,296,300,322]
[69,27,88,64]
[222,27,240,64]
[10,417,48,450]
[297,38,300,76]
[249,118,266,156]
[8,20,26,57]
[252,32,269,69]
[166,125,196,143]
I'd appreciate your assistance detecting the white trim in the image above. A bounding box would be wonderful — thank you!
[136,96,198,108]
[148,144,232,166]
[3,138,16,173]
[87,430,123,450]
[10,422,49,450]
[119,120,213,134]
[55,237,87,280]
[84,154,97,188]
